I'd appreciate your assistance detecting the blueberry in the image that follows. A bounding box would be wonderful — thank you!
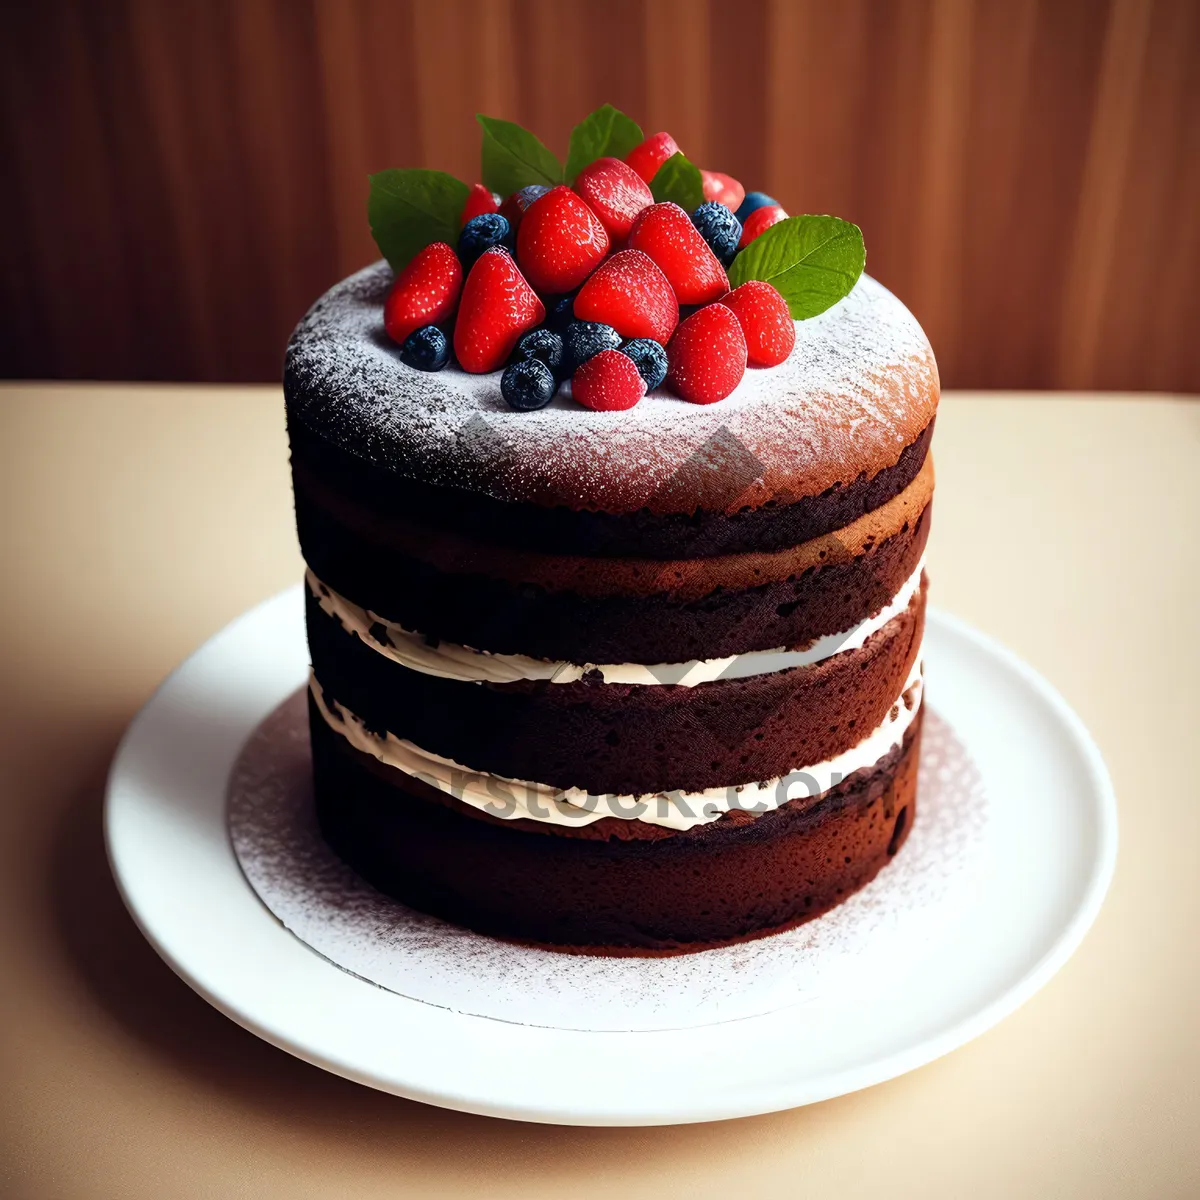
[619,339,669,391]
[545,294,577,332]
[501,359,558,411]
[458,213,515,269]
[562,321,621,373]
[690,202,742,267]
[513,328,565,377]
[399,325,451,372]
[735,191,778,223]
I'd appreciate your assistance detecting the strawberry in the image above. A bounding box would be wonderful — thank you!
[453,248,545,374]
[627,202,729,305]
[722,280,795,367]
[461,182,499,226]
[573,157,654,244]
[383,242,463,347]
[666,303,747,404]
[701,170,745,214]
[498,184,549,232]
[739,204,788,248]
[572,249,678,343]
[571,348,647,412]
[625,132,681,184]
[517,185,610,294]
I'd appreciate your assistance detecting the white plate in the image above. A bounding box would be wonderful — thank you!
[106,587,1117,1125]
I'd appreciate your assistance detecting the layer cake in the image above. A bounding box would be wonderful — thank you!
[284,260,938,954]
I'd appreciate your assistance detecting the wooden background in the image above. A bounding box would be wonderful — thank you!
[2,0,1198,391]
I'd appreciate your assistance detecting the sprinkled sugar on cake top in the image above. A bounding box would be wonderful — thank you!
[285,262,938,514]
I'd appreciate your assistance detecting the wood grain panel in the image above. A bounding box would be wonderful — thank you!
[1,0,1197,390]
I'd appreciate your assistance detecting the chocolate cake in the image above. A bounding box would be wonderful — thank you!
[284,260,938,954]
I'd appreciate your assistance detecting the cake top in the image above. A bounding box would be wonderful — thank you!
[285,261,938,514]
[285,104,938,514]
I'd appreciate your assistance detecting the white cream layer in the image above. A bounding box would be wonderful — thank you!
[310,657,923,832]
[307,558,925,687]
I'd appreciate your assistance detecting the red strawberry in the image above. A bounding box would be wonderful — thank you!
[383,242,463,346]
[517,185,610,294]
[573,250,678,343]
[461,182,499,227]
[627,202,729,305]
[667,303,747,404]
[571,349,647,412]
[739,204,788,248]
[722,281,795,367]
[625,132,681,184]
[498,184,549,232]
[701,170,745,214]
[573,157,654,244]
[453,248,545,374]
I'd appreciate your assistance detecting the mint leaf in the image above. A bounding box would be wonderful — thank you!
[649,152,705,212]
[477,115,562,196]
[564,104,644,182]
[728,215,866,319]
[368,169,469,270]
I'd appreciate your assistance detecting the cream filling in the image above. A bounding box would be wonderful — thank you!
[307,557,925,687]
[309,656,923,832]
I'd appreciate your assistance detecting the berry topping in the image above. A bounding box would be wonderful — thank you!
[666,303,747,404]
[458,212,515,269]
[571,348,647,412]
[738,204,788,248]
[721,280,795,367]
[383,242,463,347]
[627,202,730,305]
[572,249,678,343]
[690,202,742,267]
[734,191,779,222]
[498,184,550,232]
[513,327,566,377]
[625,132,681,184]
[452,247,545,374]
[573,157,654,244]
[561,320,622,373]
[618,338,669,391]
[700,170,745,214]
[501,358,559,411]
[461,182,499,226]
[399,324,452,371]
[517,185,610,294]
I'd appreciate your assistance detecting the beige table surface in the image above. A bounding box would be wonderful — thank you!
[1,385,1197,1199]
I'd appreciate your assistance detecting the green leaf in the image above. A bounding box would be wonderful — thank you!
[368,169,470,270]
[564,104,644,182]
[649,152,705,212]
[476,114,562,196]
[727,215,866,319]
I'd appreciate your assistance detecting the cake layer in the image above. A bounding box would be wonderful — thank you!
[295,452,931,599]
[284,263,939,517]
[310,660,922,835]
[295,459,931,663]
[310,693,922,953]
[306,556,925,685]
[307,580,924,797]
[288,419,933,560]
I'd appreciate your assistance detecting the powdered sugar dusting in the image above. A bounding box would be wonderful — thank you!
[284,262,939,513]
[228,691,986,1032]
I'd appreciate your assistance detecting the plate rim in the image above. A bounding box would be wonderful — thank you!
[104,591,1118,1125]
